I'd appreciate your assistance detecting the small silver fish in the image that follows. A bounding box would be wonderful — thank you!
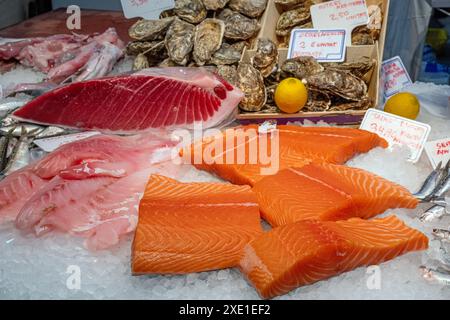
[1,127,35,176]
[0,98,30,119]
[420,204,447,222]
[1,116,19,127]
[414,162,445,201]
[430,197,448,208]
[420,266,450,286]
[433,174,450,199]
[433,228,450,242]
[35,126,68,139]
[0,124,45,137]
[0,127,15,171]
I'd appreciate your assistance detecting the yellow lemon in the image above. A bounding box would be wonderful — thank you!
[384,92,420,120]
[274,78,308,114]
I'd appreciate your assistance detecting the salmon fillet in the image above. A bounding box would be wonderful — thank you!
[132,175,263,274]
[253,163,418,227]
[240,216,428,299]
[183,125,388,186]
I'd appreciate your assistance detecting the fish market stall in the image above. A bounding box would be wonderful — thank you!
[0,3,450,301]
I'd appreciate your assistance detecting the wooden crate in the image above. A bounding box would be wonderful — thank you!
[237,44,380,125]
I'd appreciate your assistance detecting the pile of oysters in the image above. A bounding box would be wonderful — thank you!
[127,0,268,69]
[274,0,384,47]
[238,38,376,113]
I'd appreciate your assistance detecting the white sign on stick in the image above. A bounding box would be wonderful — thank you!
[381,56,413,99]
[120,0,174,20]
[424,137,450,169]
[310,0,369,45]
[360,109,431,163]
[288,29,347,62]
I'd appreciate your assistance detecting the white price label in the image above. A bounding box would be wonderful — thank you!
[381,56,413,99]
[287,29,346,62]
[424,137,450,169]
[34,131,101,153]
[360,109,431,163]
[310,0,369,45]
[120,0,174,20]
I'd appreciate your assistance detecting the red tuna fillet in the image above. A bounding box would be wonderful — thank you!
[13,67,243,133]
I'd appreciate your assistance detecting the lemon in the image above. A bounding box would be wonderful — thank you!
[384,92,420,120]
[274,78,308,114]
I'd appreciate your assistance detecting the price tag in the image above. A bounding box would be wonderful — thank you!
[120,0,174,20]
[381,56,413,99]
[287,29,346,62]
[424,138,450,169]
[34,131,101,153]
[310,0,369,45]
[360,109,431,163]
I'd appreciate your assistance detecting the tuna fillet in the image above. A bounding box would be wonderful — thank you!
[132,175,263,274]
[240,216,428,299]
[13,68,243,133]
[253,163,418,227]
[183,125,388,186]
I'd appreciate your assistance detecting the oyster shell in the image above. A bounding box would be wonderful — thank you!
[275,0,312,11]
[158,58,179,67]
[304,89,331,112]
[307,70,368,101]
[236,63,266,112]
[133,53,150,71]
[253,38,278,77]
[281,56,324,80]
[352,28,375,46]
[218,9,260,41]
[142,41,168,65]
[230,41,248,53]
[160,9,175,19]
[276,6,311,37]
[203,0,229,11]
[129,17,175,41]
[193,19,225,66]
[228,0,268,18]
[165,18,195,66]
[126,41,163,56]
[216,65,238,85]
[174,0,207,24]
[324,58,376,84]
[210,43,242,65]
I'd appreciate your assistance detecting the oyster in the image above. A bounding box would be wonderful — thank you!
[165,18,195,66]
[276,6,311,37]
[228,0,268,18]
[160,9,175,19]
[126,41,163,56]
[304,89,331,112]
[275,0,312,11]
[324,58,376,84]
[133,53,150,71]
[203,0,229,11]
[352,28,375,46]
[193,19,225,66]
[253,38,278,77]
[158,58,179,67]
[307,70,368,101]
[329,96,373,111]
[174,0,207,24]
[218,9,260,41]
[129,17,175,41]
[230,41,248,53]
[281,56,324,80]
[210,43,242,65]
[236,63,266,112]
[142,41,168,65]
[217,65,238,85]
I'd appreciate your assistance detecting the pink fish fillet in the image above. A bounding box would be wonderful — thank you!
[0,169,47,223]
[13,67,244,133]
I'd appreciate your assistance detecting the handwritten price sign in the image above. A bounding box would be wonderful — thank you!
[288,29,346,62]
[360,109,431,163]
[120,0,174,20]
[425,138,450,169]
[310,0,369,45]
[381,56,412,99]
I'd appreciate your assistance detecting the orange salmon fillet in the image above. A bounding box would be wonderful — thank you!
[132,175,263,274]
[240,216,428,299]
[182,125,388,186]
[253,163,418,227]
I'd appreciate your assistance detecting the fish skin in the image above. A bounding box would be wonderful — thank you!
[253,163,418,227]
[420,266,450,286]
[240,216,428,299]
[12,68,243,133]
[186,125,388,186]
[0,98,30,119]
[132,175,263,274]
[420,204,448,222]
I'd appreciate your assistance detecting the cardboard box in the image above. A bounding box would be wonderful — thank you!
[237,44,380,126]
[254,0,389,59]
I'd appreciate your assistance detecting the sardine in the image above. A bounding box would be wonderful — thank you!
[414,161,445,201]
[35,126,68,139]
[1,127,36,176]
[0,127,15,171]
[0,124,45,137]
[433,174,450,198]
[420,266,450,286]
[419,204,447,222]
[0,97,30,119]
[1,116,19,127]
[430,197,448,208]
[433,228,450,242]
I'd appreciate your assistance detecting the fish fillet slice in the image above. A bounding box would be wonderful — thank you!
[184,125,388,186]
[240,216,428,299]
[132,175,263,274]
[253,163,418,227]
